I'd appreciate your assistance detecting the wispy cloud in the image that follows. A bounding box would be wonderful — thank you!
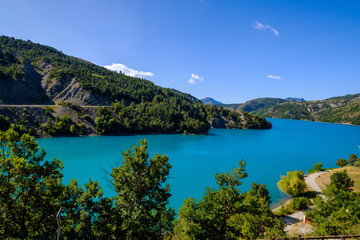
[104,63,154,78]
[267,75,281,80]
[187,78,196,84]
[252,21,279,36]
[188,73,204,84]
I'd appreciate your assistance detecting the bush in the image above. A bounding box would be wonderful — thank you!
[277,171,307,197]
[289,197,311,211]
[336,158,347,167]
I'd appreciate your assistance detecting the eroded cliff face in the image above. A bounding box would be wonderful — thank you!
[0,61,112,106]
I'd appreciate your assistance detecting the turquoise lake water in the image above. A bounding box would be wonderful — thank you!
[37,118,360,211]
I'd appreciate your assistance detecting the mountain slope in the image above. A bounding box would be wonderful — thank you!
[201,97,222,106]
[264,94,360,125]
[235,98,288,115]
[0,36,272,136]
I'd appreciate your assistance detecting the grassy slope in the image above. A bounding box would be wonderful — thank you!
[315,166,360,193]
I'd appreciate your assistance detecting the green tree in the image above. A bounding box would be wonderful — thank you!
[325,170,354,196]
[336,158,348,167]
[307,170,360,235]
[348,154,358,166]
[110,139,175,239]
[277,170,306,197]
[313,162,323,172]
[173,161,284,240]
[0,129,65,238]
[61,179,115,240]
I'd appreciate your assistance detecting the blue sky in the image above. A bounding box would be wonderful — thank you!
[1,0,360,103]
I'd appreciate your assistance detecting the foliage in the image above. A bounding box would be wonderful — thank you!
[0,130,181,239]
[307,170,360,235]
[0,129,65,238]
[277,170,307,197]
[336,158,348,167]
[325,170,354,196]
[335,154,360,168]
[111,139,175,239]
[173,161,285,239]
[289,197,311,211]
[276,197,311,216]
[40,115,83,135]
[307,162,323,174]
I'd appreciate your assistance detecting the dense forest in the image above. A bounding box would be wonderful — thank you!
[0,36,272,136]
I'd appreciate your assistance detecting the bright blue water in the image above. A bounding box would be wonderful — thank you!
[37,119,360,211]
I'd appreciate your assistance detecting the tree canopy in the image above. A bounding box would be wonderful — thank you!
[277,170,307,197]
[173,161,284,239]
[308,170,360,235]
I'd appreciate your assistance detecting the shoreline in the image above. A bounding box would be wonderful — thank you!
[270,170,329,212]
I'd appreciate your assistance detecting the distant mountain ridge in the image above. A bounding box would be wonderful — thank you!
[201,97,223,106]
[285,97,305,102]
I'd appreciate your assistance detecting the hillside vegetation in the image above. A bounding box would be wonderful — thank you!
[263,93,360,125]
[219,97,289,115]
[0,36,271,136]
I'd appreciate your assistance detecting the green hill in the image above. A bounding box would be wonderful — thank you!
[0,36,271,136]
[264,94,360,125]
[219,98,288,115]
[236,97,288,115]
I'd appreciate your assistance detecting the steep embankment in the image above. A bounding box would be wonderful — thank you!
[0,36,271,136]
[263,94,360,125]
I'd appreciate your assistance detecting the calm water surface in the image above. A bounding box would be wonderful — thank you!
[37,119,360,211]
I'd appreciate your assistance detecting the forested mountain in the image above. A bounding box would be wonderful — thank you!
[0,36,271,136]
[263,93,360,125]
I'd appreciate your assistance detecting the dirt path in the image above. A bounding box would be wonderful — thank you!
[282,171,328,235]
[305,170,329,193]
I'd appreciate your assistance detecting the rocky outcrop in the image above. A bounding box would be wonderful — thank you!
[0,61,112,106]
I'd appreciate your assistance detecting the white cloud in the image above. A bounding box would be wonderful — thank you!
[252,21,279,36]
[267,75,281,80]
[187,78,196,84]
[187,73,204,84]
[191,73,204,82]
[104,63,154,78]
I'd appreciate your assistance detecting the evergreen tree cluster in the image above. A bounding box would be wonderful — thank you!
[336,154,360,167]
[308,170,360,235]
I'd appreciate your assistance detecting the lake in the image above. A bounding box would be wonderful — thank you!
[37,118,360,211]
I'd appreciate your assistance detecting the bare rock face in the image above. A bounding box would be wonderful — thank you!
[44,76,111,105]
[0,61,112,106]
[0,63,51,104]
